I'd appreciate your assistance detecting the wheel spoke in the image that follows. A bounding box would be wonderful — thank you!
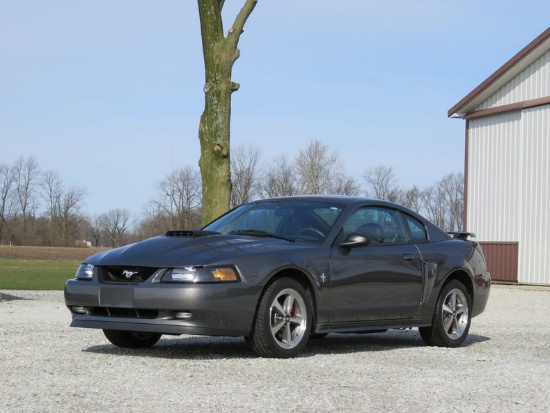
[272,300,285,318]
[271,319,285,336]
[448,292,457,310]
[290,315,303,324]
[443,314,454,332]
[442,303,453,315]
[452,315,459,333]
[283,295,295,314]
[281,323,292,344]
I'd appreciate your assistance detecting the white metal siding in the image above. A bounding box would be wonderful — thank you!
[467,112,522,241]
[517,106,550,284]
[467,105,550,284]
[477,50,550,110]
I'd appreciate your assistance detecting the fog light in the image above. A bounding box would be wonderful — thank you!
[175,311,192,320]
[72,306,87,314]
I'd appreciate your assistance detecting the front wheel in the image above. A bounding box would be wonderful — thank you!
[419,280,472,347]
[103,330,162,348]
[251,278,313,358]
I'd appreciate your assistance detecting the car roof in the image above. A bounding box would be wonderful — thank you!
[253,195,407,209]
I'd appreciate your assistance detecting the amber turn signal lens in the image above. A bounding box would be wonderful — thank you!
[211,268,238,281]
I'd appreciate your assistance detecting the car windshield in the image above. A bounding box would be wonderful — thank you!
[203,200,344,243]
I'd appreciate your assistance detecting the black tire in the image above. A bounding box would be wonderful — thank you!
[251,278,313,358]
[103,330,162,348]
[419,280,472,347]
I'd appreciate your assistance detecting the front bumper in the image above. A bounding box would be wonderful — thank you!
[64,279,261,336]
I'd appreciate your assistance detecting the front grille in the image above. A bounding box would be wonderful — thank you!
[85,307,159,319]
[99,266,159,284]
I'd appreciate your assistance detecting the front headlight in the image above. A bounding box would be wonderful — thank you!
[161,266,239,283]
[75,263,94,280]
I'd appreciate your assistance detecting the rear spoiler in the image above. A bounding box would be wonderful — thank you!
[447,231,477,241]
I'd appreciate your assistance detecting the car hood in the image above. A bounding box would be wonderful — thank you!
[84,234,308,267]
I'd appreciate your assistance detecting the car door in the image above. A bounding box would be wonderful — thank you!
[329,206,423,323]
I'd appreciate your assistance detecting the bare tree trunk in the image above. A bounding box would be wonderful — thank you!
[14,156,40,244]
[196,0,257,224]
[0,163,16,244]
[60,187,86,245]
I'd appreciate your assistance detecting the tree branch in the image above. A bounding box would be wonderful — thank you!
[227,0,258,50]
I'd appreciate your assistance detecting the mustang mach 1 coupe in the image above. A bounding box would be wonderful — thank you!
[65,196,490,358]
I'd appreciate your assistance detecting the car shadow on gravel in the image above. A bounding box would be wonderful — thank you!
[303,330,489,356]
[84,336,256,359]
[0,293,30,302]
[82,330,490,359]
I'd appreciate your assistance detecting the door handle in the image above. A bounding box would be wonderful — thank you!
[403,254,416,260]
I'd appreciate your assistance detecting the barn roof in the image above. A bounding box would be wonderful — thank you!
[448,27,550,119]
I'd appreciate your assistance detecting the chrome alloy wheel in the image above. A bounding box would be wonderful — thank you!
[269,288,308,349]
[441,287,470,340]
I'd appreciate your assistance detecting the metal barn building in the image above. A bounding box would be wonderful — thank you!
[449,27,550,285]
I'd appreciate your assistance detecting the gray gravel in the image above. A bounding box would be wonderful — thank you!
[1,286,549,413]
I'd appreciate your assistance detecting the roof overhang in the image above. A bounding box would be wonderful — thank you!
[448,27,550,119]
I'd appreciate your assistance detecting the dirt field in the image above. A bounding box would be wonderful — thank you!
[0,245,107,261]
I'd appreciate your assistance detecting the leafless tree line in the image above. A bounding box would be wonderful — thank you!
[139,139,464,234]
[0,156,132,247]
[134,167,202,239]
[1,142,464,247]
[231,140,360,203]
[362,165,464,231]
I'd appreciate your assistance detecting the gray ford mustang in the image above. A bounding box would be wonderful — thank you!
[65,196,490,358]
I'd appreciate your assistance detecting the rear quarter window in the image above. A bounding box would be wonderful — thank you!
[403,214,427,241]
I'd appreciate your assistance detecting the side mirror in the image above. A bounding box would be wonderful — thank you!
[340,233,370,248]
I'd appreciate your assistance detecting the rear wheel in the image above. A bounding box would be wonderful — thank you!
[103,330,162,348]
[251,278,312,358]
[419,280,471,347]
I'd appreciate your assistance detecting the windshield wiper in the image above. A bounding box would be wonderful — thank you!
[228,229,295,242]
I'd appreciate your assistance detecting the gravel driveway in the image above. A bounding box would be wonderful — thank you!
[1,286,549,413]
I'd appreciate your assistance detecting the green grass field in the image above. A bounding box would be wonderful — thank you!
[0,258,80,290]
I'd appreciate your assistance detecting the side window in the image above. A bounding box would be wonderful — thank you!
[403,214,427,241]
[343,207,407,245]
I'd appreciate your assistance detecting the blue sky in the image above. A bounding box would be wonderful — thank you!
[1,1,549,218]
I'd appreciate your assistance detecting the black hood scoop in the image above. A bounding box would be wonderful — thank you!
[165,230,220,238]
